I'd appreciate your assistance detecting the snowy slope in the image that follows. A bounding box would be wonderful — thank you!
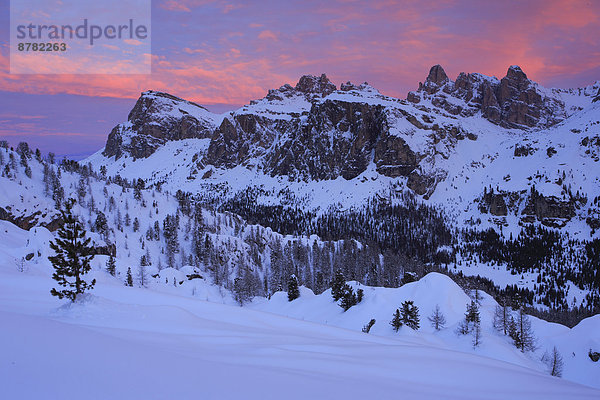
[252,274,600,389]
[1,225,600,399]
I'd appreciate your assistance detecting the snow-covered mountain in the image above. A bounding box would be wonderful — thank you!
[1,80,600,397]
[89,65,600,236]
[81,66,600,314]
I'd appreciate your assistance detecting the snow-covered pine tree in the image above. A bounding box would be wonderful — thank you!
[49,198,96,302]
[233,276,249,305]
[126,267,134,287]
[390,309,402,332]
[331,269,346,301]
[428,304,446,331]
[400,300,420,330]
[287,274,300,301]
[77,175,87,204]
[163,214,179,268]
[105,255,116,276]
[466,300,480,325]
[339,284,357,311]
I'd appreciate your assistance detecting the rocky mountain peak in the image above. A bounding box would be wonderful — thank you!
[506,65,527,79]
[295,73,337,96]
[408,64,567,129]
[420,64,449,93]
[102,90,216,160]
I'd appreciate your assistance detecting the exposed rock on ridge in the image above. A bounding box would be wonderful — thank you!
[409,65,565,128]
[103,91,217,159]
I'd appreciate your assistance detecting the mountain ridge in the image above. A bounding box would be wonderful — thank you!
[92,65,600,236]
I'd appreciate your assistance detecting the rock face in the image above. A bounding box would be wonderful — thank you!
[419,64,449,94]
[479,191,508,216]
[204,98,418,181]
[521,188,576,227]
[295,74,337,96]
[0,207,62,231]
[409,65,566,128]
[103,91,217,159]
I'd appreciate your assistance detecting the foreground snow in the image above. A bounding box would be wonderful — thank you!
[1,223,599,400]
[2,277,599,400]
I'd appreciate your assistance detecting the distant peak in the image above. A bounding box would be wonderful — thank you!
[418,64,449,94]
[295,73,337,95]
[138,90,207,110]
[506,65,528,81]
[426,65,449,86]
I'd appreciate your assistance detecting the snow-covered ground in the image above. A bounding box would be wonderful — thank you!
[1,220,599,399]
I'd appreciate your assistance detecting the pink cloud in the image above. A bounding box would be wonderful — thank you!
[160,1,192,12]
[1,0,598,107]
[258,30,278,41]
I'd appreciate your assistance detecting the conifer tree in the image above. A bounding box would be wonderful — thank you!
[472,317,482,348]
[400,300,420,330]
[339,284,358,311]
[49,198,96,301]
[105,255,116,276]
[126,267,134,287]
[466,300,481,326]
[458,301,480,336]
[331,269,346,301]
[233,275,251,305]
[511,308,536,352]
[428,304,446,331]
[542,346,564,377]
[390,308,402,332]
[163,214,179,268]
[493,301,511,335]
[287,274,300,301]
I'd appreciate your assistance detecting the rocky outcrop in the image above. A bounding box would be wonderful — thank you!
[100,67,583,205]
[204,113,288,169]
[91,243,116,257]
[479,190,508,216]
[265,100,387,180]
[514,143,535,157]
[409,65,567,129]
[419,65,449,94]
[0,207,62,231]
[103,91,216,159]
[374,133,418,178]
[204,97,425,182]
[295,74,337,96]
[521,188,576,227]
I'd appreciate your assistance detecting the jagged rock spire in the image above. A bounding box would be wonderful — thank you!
[418,64,449,94]
[295,73,337,96]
